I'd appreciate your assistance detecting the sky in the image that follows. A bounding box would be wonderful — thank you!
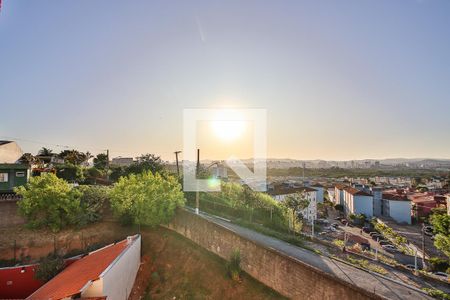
[1,0,450,161]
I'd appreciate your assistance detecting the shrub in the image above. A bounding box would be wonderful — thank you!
[227,249,241,281]
[15,173,81,232]
[76,185,110,226]
[110,171,185,226]
[35,254,65,282]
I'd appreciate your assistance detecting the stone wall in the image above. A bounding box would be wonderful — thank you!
[167,209,381,300]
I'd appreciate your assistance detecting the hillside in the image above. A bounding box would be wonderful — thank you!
[130,226,286,299]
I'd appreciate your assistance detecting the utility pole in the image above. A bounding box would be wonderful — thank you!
[174,151,181,177]
[195,149,200,214]
[421,223,426,270]
[106,149,110,181]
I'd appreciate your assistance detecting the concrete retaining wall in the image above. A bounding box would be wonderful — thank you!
[167,209,381,300]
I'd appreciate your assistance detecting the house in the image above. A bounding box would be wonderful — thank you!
[342,186,373,218]
[0,141,23,164]
[409,193,438,219]
[381,190,412,224]
[27,235,141,300]
[0,164,30,193]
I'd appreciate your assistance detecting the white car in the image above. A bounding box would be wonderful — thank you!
[433,272,449,280]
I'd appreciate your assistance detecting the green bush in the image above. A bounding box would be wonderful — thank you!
[110,171,185,226]
[35,254,65,282]
[227,249,241,281]
[76,185,110,226]
[15,173,81,232]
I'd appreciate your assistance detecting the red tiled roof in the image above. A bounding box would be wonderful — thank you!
[382,192,410,202]
[343,186,371,196]
[335,183,347,190]
[27,237,136,300]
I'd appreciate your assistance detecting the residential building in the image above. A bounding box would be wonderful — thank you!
[27,235,141,300]
[311,183,324,203]
[268,185,318,222]
[0,141,23,164]
[334,184,347,206]
[371,187,383,217]
[409,193,438,219]
[381,190,412,224]
[0,164,30,193]
[342,187,373,218]
[111,157,134,167]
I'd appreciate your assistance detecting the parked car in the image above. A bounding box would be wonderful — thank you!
[382,245,398,253]
[405,264,416,271]
[383,247,398,253]
[369,232,379,237]
[432,272,449,280]
[340,219,348,225]
[371,234,384,241]
[331,223,339,228]
[379,240,393,246]
[362,226,371,233]
[423,225,433,232]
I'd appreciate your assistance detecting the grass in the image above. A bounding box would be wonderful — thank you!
[346,256,388,275]
[234,219,305,248]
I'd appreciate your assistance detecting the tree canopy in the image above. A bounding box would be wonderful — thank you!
[109,171,184,226]
[15,173,81,231]
[430,212,450,257]
[93,153,108,170]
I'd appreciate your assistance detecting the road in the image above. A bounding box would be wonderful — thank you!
[190,208,432,300]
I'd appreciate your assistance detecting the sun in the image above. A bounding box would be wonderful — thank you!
[211,109,246,141]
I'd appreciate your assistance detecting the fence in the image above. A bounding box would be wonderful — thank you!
[0,193,22,202]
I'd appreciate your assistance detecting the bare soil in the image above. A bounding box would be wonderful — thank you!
[129,226,286,300]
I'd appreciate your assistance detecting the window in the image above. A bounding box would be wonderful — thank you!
[0,173,8,182]
[16,171,25,177]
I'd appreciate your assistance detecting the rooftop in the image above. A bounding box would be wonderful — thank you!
[27,235,139,300]
[343,186,371,196]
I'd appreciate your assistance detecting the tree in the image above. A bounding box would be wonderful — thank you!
[34,254,65,282]
[109,171,185,226]
[125,153,164,176]
[15,173,81,231]
[58,150,91,165]
[38,147,53,156]
[56,163,85,183]
[18,153,39,165]
[93,153,108,170]
[283,192,310,235]
[430,212,450,257]
[76,185,110,226]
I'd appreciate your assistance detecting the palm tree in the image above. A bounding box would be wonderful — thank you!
[38,147,53,156]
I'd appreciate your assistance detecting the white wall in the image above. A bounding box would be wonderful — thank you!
[353,195,373,218]
[388,201,411,224]
[82,235,141,300]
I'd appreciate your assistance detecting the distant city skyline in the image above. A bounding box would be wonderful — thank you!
[1,1,450,161]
